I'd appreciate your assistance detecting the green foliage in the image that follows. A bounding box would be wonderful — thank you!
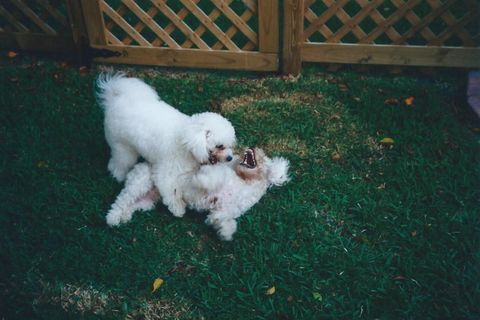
[1,58,479,319]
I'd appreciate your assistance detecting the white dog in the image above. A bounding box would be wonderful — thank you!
[97,73,236,218]
[106,148,289,240]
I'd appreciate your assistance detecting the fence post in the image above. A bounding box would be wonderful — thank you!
[66,0,88,64]
[282,0,303,75]
[79,0,107,46]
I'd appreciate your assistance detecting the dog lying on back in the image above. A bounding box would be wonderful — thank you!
[106,148,289,240]
[97,73,236,218]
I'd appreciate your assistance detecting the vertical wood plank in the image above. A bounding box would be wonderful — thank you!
[258,0,279,53]
[80,0,106,45]
[66,0,88,63]
[66,0,87,46]
[282,0,303,75]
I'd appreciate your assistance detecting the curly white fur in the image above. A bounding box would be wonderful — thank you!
[97,73,236,218]
[106,149,289,241]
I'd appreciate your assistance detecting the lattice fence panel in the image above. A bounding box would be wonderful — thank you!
[0,0,71,36]
[100,0,259,51]
[304,0,480,47]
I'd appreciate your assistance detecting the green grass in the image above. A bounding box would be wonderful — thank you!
[1,55,479,319]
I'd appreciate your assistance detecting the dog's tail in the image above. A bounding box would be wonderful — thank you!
[96,72,160,110]
[266,157,290,186]
[96,72,127,109]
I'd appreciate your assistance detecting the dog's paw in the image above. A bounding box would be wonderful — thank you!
[217,220,237,241]
[169,201,186,218]
[108,162,127,182]
[106,210,122,226]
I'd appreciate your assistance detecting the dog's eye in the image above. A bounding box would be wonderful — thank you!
[216,144,225,150]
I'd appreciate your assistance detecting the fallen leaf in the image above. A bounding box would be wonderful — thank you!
[152,278,164,293]
[7,51,18,58]
[331,152,341,161]
[9,77,19,83]
[384,98,399,105]
[266,286,276,295]
[78,66,89,76]
[352,96,361,102]
[411,230,417,237]
[379,137,394,146]
[471,127,480,133]
[377,183,386,190]
[37,160,48,169]
[393,275,407,281]
[312,292,323,301]
[329,114,341,121]
[404,96,415,106]
[281,74,299,83]
[287,295,294,302]
[338,83,349,92]
[197,85,204,93]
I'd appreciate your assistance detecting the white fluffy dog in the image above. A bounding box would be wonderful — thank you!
[106,148,289,240]
[97,74,236,218]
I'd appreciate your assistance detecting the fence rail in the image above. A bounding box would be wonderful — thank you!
[1,0,479,72]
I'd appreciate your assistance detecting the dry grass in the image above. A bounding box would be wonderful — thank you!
[262,136,309,157]
[220,92,319,113]
[34,282,119,315]
[126,297,193,320]
[33,282,192,319]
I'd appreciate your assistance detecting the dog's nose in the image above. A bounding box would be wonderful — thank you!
[226,155,233,162]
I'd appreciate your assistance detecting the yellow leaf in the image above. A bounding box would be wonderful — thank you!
[266,286,276,295]
[379,137,394,146]
[37,160,49,169]
[404,96,415,106]
[152,278,164,293]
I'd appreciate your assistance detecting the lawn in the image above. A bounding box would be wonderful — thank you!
[1,54,479,319]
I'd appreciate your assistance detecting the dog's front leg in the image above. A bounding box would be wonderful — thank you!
[152,170,186,218]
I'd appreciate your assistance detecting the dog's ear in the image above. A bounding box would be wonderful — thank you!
[181,124,210,163]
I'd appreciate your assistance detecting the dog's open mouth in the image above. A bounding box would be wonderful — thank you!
[208,153,218,165]
[240,148,257,169]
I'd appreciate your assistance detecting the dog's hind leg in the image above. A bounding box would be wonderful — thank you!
[152,170,186,218]
[108,142,139,182]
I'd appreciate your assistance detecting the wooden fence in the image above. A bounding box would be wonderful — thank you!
[1,0,479,73]
[284,0,480,74]
[0,0,86,52]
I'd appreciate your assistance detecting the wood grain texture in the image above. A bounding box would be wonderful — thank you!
[91,45,278,71]
[80,0,106,45]
[302,43,480,68]
[282,0,303,75]
[258,0,279,53]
